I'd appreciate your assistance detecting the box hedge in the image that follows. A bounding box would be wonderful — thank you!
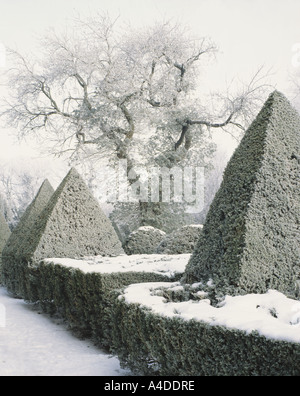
[5,256,300,376]
[113,295,300,376]
[1,179,54,294]
[26,259,183,349]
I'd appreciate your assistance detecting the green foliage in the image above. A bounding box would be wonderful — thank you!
[110,201,196,243]
[26,260,181,349]
[1,169,125,296]
[1,180,54,293]
[23,168,124,262]
[185,91,300,298]
[113,297,300,376]
[157,225,203,254]
[124,226,166,255]
[4,254,300,376]
[0,212,10,255]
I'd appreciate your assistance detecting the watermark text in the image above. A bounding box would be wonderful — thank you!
[97,160,205,214]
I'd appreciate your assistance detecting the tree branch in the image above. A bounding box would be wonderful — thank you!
[40,81,71,118]
[174,112,243,151]
[73,73,93,110]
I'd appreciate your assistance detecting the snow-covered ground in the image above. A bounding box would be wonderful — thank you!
[0,287,131,376]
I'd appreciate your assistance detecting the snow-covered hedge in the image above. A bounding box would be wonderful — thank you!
[123,226,166,255]
[113,282,300,375]
[9,253,300,375]
[27,255,186,348]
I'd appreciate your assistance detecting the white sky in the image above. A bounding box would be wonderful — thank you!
[0,0,300,162]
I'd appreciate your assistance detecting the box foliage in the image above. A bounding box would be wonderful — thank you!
[26,260,181,348]
[185,91,300,298]
[4,256,300,376]
[113,296,300,376]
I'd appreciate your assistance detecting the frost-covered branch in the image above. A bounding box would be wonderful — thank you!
[1,14,271,176]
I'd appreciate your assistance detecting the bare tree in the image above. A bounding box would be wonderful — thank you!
[0,160,62,228]
[1,14,272,231]
[0,168,40,227]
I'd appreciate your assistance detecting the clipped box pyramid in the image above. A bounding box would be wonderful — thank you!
[2,169,124,296]
[185,91,300,298]
[2,179,55,260]
[18,168,124,262]
[0,212,11,254]
[0,211,11,281]
[2,179,55,292]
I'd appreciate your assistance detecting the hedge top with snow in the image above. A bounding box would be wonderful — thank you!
[124,226,166,255]
[185,91,300,298]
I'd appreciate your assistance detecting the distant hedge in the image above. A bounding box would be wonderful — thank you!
[157,225,203,254]
[124,226,166,255]
[113,296,300,376]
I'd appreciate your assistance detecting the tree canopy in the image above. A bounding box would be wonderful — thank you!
[2,14,270,166]
[1,14,271,233]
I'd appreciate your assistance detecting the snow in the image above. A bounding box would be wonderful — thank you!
[3,251,300,376]
[0,287,131,376]
[43,254,300,345]
[45,254,190,278]
[0,254,189,376]
[121,281,300,344]
[131,226,166,235]
[182,224,203,228]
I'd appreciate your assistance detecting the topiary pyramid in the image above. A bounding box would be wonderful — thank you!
[0,211,11,274]
[19,167,124,262]
[184,91,300,298]
[2,179,55,259]
[2,169,124,296]
[2,179,54,292]
[0,212,10,252]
